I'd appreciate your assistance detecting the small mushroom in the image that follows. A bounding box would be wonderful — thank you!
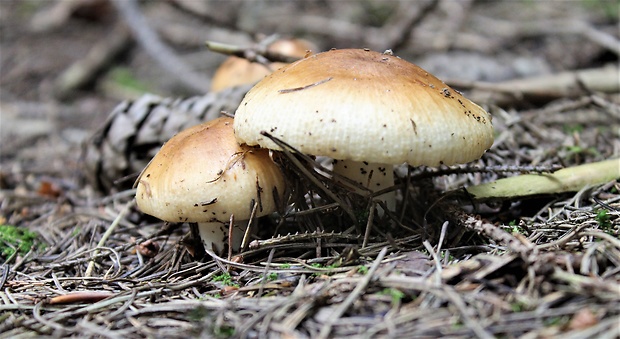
[135,117,285,254]
[234,49,494,212]
[210,38,315,92]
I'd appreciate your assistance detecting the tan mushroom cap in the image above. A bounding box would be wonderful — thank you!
[234,48,494,167]
[135,117,285,223]
[210,38,315,92]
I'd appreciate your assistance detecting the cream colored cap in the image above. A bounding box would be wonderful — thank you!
[234,49,494,166]
[136,117,285,223]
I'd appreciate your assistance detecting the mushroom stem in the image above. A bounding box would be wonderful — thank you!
[196,222,248,254]
[332,160,396,212]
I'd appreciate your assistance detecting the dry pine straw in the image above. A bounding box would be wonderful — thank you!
[0,94,619,338]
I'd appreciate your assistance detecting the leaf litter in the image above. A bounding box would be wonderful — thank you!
[1,92,618,338]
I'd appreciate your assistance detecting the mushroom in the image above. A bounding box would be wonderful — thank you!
[233,49,494,212]
[135,117,285,254]
[210,38,315,92]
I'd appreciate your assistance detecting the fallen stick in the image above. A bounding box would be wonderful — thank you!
[447,65,620,107]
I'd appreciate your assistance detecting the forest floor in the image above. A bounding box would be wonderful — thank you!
[1,1,619,338]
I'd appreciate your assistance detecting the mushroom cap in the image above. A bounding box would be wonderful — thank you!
[210,38,315,92]
[234,48,494,166]
[135,117,285,223]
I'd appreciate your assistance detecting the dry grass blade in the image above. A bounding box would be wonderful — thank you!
[85,200,135,277]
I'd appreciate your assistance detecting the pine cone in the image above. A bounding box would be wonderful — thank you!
[81,85,252,193]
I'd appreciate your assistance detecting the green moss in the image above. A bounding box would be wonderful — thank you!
[543,315,569,327]
[109,67,150,93]
[508,220,526,234]
[510,299,533,313]
[310,262,339,276]
[563,124,584,134]
[595,209,613,232]
[0,224,42,258]
[212,272,239,287]
[440,251,456,262]
[213,325,235,338]
[563,145,602,159]
[380,287,405,305]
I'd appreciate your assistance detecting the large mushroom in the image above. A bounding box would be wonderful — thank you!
[233,48,494,212]
[135,117,285,254]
